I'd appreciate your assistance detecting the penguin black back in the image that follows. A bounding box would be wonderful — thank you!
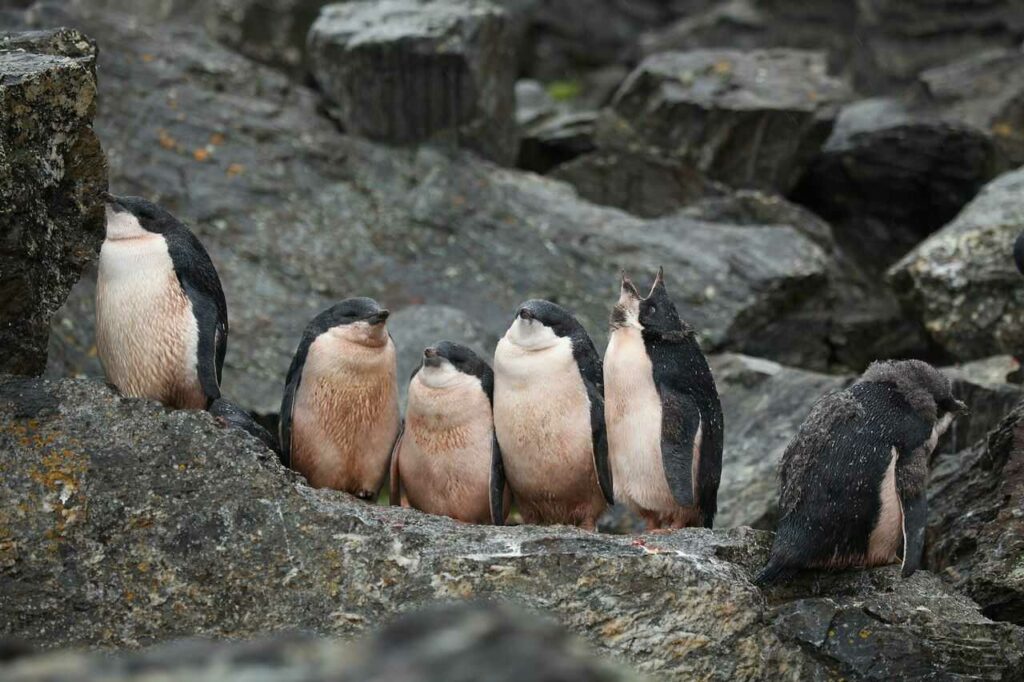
[1015,231,1024,276]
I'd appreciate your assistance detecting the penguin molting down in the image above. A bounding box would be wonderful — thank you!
[390,342,510,524]
[755,359,968,585]
[96,194,227,410]
[604,268,723,530]
[492,300,613,528]
[279,298,400,498]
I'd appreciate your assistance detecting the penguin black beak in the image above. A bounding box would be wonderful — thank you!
[368,310,389,325]
[423,347,442,367]
[620,270,640,299]
[518,308,534,321]
[953,399,969,416]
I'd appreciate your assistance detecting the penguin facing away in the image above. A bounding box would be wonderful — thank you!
[492,299,613,529]
[604,268,723,530]
[279,298,400,499]
[756,359,968,585]
[390,342,510,524]
[96,194,227,410]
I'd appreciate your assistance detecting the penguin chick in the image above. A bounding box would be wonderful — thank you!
[604,268,723,530]
[209,397,280,456]
[390,342,510,524]
[492,299,613,529]
[96,194,227,410]
[279,298,399,499]
[756,359,968,585]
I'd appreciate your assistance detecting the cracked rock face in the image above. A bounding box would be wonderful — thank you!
[0,28,107,376]
[1,374,1023,680]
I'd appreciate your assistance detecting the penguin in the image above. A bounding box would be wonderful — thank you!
[1015,231,1024,276]
[209,397,281,456]
[96,194,227,410]
[603,268,723,530]
[389,342,510,524]
[492,299,613,528]
[755,359,968,585]
[279,298,400,498]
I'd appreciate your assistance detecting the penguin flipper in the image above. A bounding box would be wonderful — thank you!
[489,432,507,525]
[584,380,614,505]
[389,421,405,506]
[277,368,301,470]
[899,490,927,578]
[658,386,701,509]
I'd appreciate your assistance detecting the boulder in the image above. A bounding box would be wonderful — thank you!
[792,98,1004,272]
[597,49,850,194]
[307,0,519,164]
[888,167,1024,362]
[940,356,1024,455]
[205,0,331,75]
[2,602,643,681]
[0,28,107,376]
[517,110,596,174]
[927,402,1024,625]
[2,374,1023,679]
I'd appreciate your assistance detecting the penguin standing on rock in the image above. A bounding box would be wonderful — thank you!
[603,268,723,530]
[390,342,509,524]
[492,299,613,528]
[279,298,400,498]
[755,359,968,585]
[96,194,227,410]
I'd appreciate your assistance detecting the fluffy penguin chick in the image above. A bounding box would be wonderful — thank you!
[603,268,723,529]
[390,342,510,524]
[492,299,613,529]
[756,359,968,585]
[279,298,399,498]
[96,194,228,409]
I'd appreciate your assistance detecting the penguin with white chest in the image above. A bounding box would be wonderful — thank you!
[755,359,968,584]
[96,194,227,410]
[492,300,613,528]
[279,298,400,498]
[390,342,510,524]
[603,268,723,530]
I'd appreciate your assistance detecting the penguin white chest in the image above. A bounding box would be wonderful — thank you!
[96,235,203,409]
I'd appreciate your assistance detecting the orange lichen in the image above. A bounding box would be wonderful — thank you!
[226,163,245,177]
[158,129,178,151]
[193,148,210,162]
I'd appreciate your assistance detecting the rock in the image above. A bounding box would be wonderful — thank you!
[307,0,519,164]
[2,374,1024,679]
[915,47,1024,166]
[598,49,850,194]
[927,401,1024,625]
[2,602,643,681]
[710,354,850,529]
[517,110,596,174]
[940,356,1024,455]
[205,0,331,75]
[0,28,107,376]
[888,166,1024,363]
[792,98,1004,273]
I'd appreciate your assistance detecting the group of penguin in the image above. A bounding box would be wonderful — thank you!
[95,193,983,585]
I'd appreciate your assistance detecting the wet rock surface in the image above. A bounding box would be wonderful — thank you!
[2,374,1024,680]
[0,27,107,376]
[888,166,1024,363]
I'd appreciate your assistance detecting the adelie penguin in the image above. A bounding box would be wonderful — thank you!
[279,298,400,498]
[492,299,613,528]
[390,342,510,524]
[755,359,968,585]
[96,194,227,410]
[603,268,723,529]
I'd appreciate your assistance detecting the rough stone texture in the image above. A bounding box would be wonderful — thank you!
[598,49,850,194]
[206,0,331,75]
[0,28,107,376]
[927,402,1024,625]
[888,166,1024,362]
[517,110,596,174]
[941,356,1024,455]
[2,602,643,681]
[307,0,519,164]
[2,374,1024,680]
[915,47,1024,167]
[793,98,1004,273]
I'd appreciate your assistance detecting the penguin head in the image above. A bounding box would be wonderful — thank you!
[638,267,684,334]
[610,271,642,330]
[861,359,968,425]
[102,193,183,241]
[505,299,577,351]
[323,297,390,347]
[417,341,490,390]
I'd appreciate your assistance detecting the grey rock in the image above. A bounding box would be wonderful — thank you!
[0,28,107,376]
[928,401,1024,625]
[308,0,519,164]
[940,356,1024,455]
[888,166,1024,362]
[793,98,1004,273]
[517,110,596,174]
[2,602,642,681]
[598,49,850,193]
[206,0,332,75]
[2,374,1024,679]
